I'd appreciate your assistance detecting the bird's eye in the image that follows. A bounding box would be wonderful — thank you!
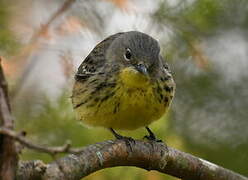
[124,48,132,61]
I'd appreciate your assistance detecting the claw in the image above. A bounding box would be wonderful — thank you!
[143,126,162,142]
[109,128,135,152]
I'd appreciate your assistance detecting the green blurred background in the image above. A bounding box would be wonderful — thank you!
[1,0,248,179]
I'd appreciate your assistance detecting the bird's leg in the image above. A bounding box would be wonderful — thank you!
[143,126,162,142]
[109,128,135,151]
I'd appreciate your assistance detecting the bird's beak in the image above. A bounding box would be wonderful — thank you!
[135,63,148,76]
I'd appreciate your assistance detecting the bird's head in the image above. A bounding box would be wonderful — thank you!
[106,31,163,88]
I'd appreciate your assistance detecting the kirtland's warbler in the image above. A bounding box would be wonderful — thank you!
[72,31,175,142]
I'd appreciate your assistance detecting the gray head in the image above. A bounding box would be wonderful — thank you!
[106,31,161,75]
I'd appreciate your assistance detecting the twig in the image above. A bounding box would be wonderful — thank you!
[16,139,248,180]
[11,0,76,98]
[0,57,10,110]
[0,128,85,155]
[31,0,76,42]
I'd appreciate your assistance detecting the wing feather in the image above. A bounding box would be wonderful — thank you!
[75,32,124,81]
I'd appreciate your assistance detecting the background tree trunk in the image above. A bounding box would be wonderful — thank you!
[0,58,18,180]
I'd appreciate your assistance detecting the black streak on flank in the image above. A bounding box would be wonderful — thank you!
[156,85,162,94]
[94,82,116,92]
[75,74,91,82]
[164,96,169,103]
[73,89,87,96]
[113,102,120,114]
[100,91,115,103]
[94,97,100,102]
[74,98,90,109]
[159,94,164,102]
[97,91,116,109]
[89,79,98,83]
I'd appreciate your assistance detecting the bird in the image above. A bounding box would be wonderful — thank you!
[72,31,175,143]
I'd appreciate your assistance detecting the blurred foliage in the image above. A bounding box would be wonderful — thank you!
[1,0,247,179]
[153,0,248,177]
[0,0,19,55]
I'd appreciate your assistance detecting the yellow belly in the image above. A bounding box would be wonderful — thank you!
[74,86,167,130]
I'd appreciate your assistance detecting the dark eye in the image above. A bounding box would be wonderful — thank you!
[124,48,132,61]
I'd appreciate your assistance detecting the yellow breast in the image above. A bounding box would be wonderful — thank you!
[73,67,173,130]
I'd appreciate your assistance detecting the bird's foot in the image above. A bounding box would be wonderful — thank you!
[143,126,163,143]
[109,128,135,151]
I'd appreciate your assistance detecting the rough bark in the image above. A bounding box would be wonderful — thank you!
[16,140,248,180]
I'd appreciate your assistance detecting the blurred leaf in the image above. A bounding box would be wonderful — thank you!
[0,1,19,55]
[183,0,223,34]
[55,16,85,36]
[104,0,129,10]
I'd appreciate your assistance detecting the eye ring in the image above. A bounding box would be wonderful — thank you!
[124,48,132,61]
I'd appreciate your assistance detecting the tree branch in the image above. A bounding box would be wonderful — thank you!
[0,128,84,155]
[15,139,248,180]
[0,119,246,180]
[0,58,18,180]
